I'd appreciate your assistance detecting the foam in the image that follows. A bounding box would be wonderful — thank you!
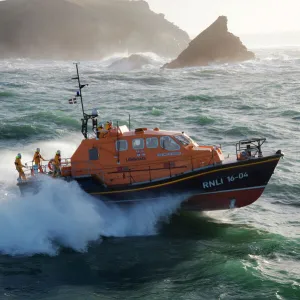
[0,177,184,256]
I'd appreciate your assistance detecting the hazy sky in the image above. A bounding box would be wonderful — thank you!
[0,0,299,37]
[147,0,300,37]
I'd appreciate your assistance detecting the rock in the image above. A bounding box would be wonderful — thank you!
[162,16,255,69]
[108,54,150,71]
[0,0,190,59]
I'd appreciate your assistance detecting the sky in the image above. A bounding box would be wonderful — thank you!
[147,0,300,37]
[0,0,299,38]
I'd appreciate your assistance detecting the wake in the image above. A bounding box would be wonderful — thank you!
[0,178,183,256]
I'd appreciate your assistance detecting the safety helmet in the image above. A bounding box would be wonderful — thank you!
[56,150,61,155]
[36,148,40,152]
[17,153,21,158]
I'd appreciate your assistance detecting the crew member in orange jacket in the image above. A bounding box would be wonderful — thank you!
[32,148,45,173]
[15,153,26,181]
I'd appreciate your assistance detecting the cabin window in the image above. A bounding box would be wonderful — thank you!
[146,137,158,149]
[89,148,99,160]
[175,134,192,146]
[116,140,128,151]
[160,136,180,151]
[132,138,144,150]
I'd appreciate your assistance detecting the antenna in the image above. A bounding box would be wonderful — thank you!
[117,121,120,164]
[72,63,92,139]
[129,113,131,131]
[73,63,88,118]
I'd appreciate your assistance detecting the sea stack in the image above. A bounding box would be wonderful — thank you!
[163,16,255,69]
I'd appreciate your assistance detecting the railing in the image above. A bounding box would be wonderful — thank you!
[69,153,218,187]
[236,138,266,160]
[23,158,72,178]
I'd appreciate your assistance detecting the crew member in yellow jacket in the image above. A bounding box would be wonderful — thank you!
[32,148,45,173]
[52,150,61,177]
[104,121,112,131]
[15,153,26,181]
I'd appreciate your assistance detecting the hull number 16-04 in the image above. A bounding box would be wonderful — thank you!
[202,172,249,189]
[227,172,248,182]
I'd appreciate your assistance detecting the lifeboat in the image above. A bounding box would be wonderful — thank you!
[16,65,284,211]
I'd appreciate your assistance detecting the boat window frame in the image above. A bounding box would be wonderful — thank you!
[160,136,181,151]
[146,137,159,149]
[116,140,128,152]
[88,148,99,160]
[132,138,145,150]
[174,134,192,146]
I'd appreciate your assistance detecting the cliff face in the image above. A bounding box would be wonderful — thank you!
[163,16,255,69]
[0,0,190,59]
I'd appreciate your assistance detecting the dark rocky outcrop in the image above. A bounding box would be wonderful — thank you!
[108,54,150,71]
[0,0,190,60]
[163,16,255,69]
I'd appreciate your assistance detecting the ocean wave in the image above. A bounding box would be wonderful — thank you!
[223,126,265,138]
[151,107,164,116]
[0,91,17,98]
[0,124,49,140]
[0,110,81,141]
[0,178,183,256]
[186,115,215,126]
[181,94,214,102]
[281,110,300,117]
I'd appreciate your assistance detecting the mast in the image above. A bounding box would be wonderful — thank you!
[117,121,120,164]
[74,62,86,118]
[129,113,131,131]
[72,63,92,139]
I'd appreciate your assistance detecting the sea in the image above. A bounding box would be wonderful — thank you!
[0,47,299,300]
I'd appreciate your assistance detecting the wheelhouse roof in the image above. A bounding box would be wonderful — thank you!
[119,127,184,138]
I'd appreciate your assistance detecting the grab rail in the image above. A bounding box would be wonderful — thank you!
[23,158,72,176]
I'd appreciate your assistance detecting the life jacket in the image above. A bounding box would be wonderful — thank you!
[53,154,61,166]
[15,157,23,169]
[33,152,42,164]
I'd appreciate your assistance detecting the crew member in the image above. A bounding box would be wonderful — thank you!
[52,150,61,177]
[97,123,104,139]
[32,147,45,173]
[15,153,26,181]
[104,121,112,131]
[246,145,252,157]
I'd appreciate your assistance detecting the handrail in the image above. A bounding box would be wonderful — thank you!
[69,153,212,172]
[69,155,209,187]
[71,160,205,174]
[235,138,266,159]
[25,158,72,166]
[23,157,72,177]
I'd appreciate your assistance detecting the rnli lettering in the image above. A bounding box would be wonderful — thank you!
[157,152,181,157]
[202,172,249,189]
[126,157,146,162]
[202,178,223,189]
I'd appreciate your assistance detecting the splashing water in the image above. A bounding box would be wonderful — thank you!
[0,177,184,256]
